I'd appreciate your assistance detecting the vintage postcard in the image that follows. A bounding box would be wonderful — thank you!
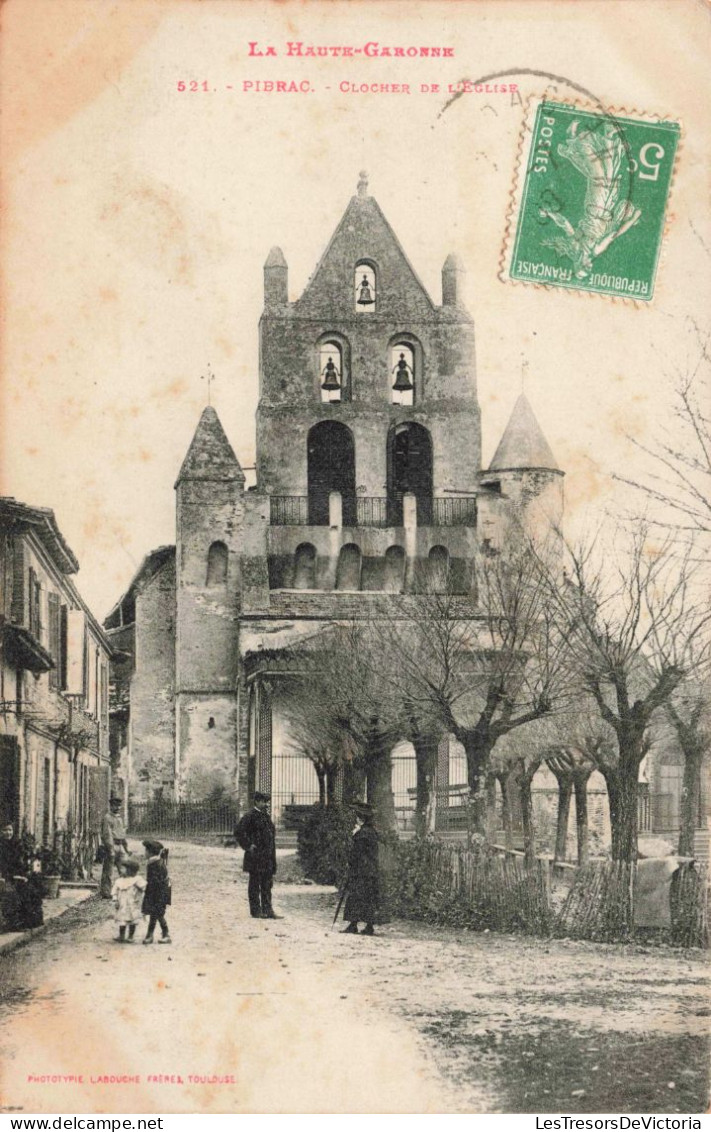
[0,0,709,1119]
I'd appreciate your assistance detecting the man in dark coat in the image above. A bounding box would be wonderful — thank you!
[342,802,380,936]
[234,792,281,919]
[100,795,128,898]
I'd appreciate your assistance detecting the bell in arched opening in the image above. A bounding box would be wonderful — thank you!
[321,355,341,392]
[392,352,414,392]
[357,274,375,305]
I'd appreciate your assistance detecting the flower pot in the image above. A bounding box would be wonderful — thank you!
[42,875,61,900]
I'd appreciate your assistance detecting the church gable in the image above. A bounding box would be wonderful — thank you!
[294,176,435,319]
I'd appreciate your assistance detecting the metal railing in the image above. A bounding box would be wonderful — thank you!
[269,494,478,528]
[128,800,238,836]
[651,792,679,831]
[432,497,478,526]
[270,496,310,525]
[356,497,389,527]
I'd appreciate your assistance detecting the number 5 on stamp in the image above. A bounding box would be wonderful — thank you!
[503,100,681,301]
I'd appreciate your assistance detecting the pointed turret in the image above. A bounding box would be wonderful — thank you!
[489,394,559,472]
[264,245,288,308]
[480,393,564,550]
[442,253,465,307]
[175,406,245,487]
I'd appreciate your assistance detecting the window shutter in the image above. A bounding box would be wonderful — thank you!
[59,605,68,690]
[28,567,38,637]
[11,540,25,624]
[88,764,110,832]
[48,593,60,689]
[65,609,86,695]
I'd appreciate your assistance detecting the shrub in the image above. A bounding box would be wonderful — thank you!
[297,806,353,886]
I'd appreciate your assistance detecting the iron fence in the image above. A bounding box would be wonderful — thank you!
[356,497,390,527]
[269,494,478,528]
[651,792,678,831]
[128,800,238,837]
[431,497,478,526]
[270,496,310,525]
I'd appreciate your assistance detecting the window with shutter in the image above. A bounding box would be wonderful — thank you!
[48,593,61,689]
[28,567,41,638]
[59,605,68,690]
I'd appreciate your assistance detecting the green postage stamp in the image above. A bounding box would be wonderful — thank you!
[504,100,681,301]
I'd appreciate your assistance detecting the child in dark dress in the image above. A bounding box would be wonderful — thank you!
[141,839,171,944]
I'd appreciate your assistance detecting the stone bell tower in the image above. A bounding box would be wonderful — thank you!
[256,172,481,539]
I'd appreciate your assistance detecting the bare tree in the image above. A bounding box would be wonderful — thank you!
[278,623,402,831]
[280,676,343,807]
[664,679,710,856]
[551,526,711,862]
[616,354,711,539]
[369,543,572,834]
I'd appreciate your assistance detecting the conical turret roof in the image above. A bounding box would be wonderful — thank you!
[264,246,287,268]
[489,394,559,472]
[175,406,245,486]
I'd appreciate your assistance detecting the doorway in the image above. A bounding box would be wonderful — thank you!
[307,421,356,525]
[387,422,433,525]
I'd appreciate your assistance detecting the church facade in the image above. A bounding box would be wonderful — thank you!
[105,175,563,821]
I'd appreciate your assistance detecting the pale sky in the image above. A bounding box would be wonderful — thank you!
[2,0,709,618]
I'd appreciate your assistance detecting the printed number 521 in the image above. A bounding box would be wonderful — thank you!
[177,81,209,92]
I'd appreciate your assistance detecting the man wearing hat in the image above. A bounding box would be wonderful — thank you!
[342,802,381,936]
[100,795,129,898]
[234,792,280,919]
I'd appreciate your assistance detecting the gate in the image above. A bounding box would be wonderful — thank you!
[271,751,320,826]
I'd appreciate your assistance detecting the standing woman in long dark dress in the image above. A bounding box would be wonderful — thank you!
[342,802,380,936]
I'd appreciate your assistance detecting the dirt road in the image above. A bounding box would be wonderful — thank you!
[0,841,707,1114]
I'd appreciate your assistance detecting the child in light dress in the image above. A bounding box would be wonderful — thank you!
[111,857,146,942]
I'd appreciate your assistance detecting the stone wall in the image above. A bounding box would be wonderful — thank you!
[131,556,176,801]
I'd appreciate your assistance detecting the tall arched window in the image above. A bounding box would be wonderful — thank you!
[319,340,343,403]
[307,421,356,526]
[428,545,450,592]
[336,544,362,591]
[354,262,376,312]
[387,422,433,526]
[293,543,317,590]
[206,541,228,586]
[391,343,415,407]
[383,545,406,593]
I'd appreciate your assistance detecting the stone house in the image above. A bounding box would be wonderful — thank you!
[0,498,112,858]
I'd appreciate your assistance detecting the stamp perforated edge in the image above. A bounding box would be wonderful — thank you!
[498,94,684,306]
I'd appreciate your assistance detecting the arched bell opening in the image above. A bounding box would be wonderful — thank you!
[391,343,415,407]
[318,335,349,403]
[354,261,376,312]
[307,421,356,526]
[387,421,433,526]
